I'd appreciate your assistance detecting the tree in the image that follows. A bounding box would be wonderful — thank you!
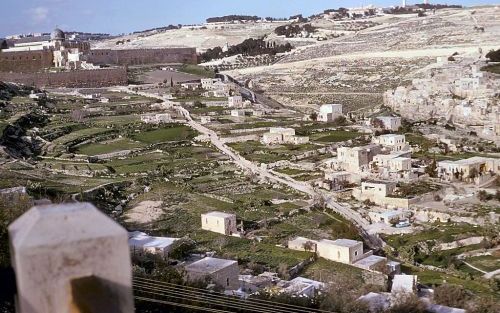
[477,190,491,202]
[333,116,348,126]
[433,284,470,309]
[371,117,385,129]
[169,238,196,260]
[485,49,500,62]
[302,241,316,252]
[425,158,438,178]
[469,167,479,179]
[277,263,290,280]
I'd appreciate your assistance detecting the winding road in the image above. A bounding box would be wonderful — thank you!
[118,86,382,248]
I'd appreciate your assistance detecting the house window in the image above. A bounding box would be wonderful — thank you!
[226,278,229,286]
[355,251,358,256]
[337,251,341,259]
[205,218,208,224]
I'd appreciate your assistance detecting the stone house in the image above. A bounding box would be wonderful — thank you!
[231,109,246,117]
[323,171,353,191]
[200,116,211,124]
[316,239,365,264]
[128,231,178,258]
[373,134,409,152]
[352,180,418,209]
[262,127,309,145]
[140,113,171,124]
[374,116,401,131]
[201,78,222,90]
[333,144,381,172]
[318,103,343,122]
[201,211,238,235]
[438,157,500,183]
[368,210,408,225]
[185,257,239,290]
[228,95,243,108]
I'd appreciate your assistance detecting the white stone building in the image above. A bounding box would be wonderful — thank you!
[262,127,309,145]
[231,109,246,117]
[141,113,171,124]
[128,231,179,258]
[318,103,343,122]
[317,239,365,264]
[228,95,243,108]
[373,134,409,152]
[330,144,381,172]
[201,78,222,90]
[185,257,239,290]
[438,157,500,183]
[373,116,402,131]
[201,211,238,235]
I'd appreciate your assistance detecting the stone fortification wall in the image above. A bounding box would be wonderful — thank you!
[0,68,128,88]
[0,50,54,72]
[86,48,198,66]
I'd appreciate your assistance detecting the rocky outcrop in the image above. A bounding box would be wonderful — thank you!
[0,113,48,159]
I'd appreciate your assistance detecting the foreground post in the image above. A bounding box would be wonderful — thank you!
[9,203,134,313]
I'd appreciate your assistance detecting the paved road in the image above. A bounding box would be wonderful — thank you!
[119,86,382,248]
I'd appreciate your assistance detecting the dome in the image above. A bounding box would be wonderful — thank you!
[50,28,65,41]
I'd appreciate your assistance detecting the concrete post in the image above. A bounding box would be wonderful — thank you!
[9,203,134,313]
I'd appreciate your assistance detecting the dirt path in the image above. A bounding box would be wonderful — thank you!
[120,86,382,248]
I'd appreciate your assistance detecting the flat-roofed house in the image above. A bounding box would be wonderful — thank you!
[335,144,381,172]
[373,134,409,152]
[201,78,221,90]
[438,157,500,183]
[228,95,243,108]
[316,239,364,264]
[141,113,171,124]
[262,127,309,145]
[374,116,402,131]
[318,104,343,122]
[128,231,178,258]
[201,211,238,235]
[185,257,239,290]
[356,180,397,200]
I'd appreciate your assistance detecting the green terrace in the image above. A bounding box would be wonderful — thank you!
[132,125,197,144]
[228,141,319,164]
[76,138,145,156]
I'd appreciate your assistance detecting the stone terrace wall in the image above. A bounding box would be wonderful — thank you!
[0,50,54,73]
[0,68,128,88]
[86,48,198,66]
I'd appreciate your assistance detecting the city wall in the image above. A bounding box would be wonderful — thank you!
[0,68,128,88]
[86,48,198,66]
[0,50,54,72]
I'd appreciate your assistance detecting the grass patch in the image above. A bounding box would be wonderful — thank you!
[310,130,362,143]
[466,255,500,273]
[403,265,499,298]
[178,64,215,78]
[133,125,196,144]
[77,138,145,156]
